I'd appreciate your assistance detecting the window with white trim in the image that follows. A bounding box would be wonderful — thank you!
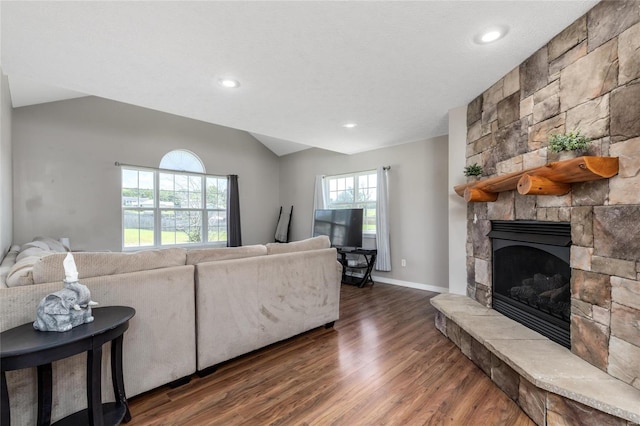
[325,170,377,234]
[121,150,227,249]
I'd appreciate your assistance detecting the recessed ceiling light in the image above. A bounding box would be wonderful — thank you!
[343,123,357,128]
[218,78,240,89]
[474,26,508,44]
[481,31,502,43]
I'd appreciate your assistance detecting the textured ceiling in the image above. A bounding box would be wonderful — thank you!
[1,1,598,156]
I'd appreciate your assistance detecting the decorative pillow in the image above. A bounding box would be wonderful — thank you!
[265,235,331,255]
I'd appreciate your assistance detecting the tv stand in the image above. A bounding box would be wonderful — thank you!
[337,248,377,288]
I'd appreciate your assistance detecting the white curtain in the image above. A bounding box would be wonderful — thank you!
[311,175,326,236]
[375,166,391,271]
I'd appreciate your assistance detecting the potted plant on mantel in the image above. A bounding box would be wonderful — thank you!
[548,130,591,160]
[463,163,483,182]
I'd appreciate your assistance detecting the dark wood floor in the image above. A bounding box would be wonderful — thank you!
[127,283,534,425]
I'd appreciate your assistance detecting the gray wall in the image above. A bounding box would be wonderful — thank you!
[278,138,449,292]
[448,106,467,295]
[10,95,451,293]
[0,71,13,255]
[12,96,280,251]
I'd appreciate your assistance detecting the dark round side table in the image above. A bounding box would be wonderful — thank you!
[1,306,136,426]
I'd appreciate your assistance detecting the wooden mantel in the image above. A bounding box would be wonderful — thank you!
[453,156,619,203]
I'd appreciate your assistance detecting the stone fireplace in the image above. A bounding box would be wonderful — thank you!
[489,220,571,348]
[429,2,640,422]
[464,0,640,393]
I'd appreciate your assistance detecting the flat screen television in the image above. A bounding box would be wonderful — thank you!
[313,208,363,249]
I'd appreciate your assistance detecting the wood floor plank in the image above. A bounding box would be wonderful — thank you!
[127,284,534,425]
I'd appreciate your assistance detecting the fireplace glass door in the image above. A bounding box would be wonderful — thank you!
[490,221,571,348]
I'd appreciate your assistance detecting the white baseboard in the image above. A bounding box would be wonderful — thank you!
[370,275,449,294]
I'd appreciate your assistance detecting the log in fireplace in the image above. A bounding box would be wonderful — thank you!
[489,221,571,348]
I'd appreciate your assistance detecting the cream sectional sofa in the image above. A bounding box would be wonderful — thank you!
[195,240,342,371]
[0,236,341,425]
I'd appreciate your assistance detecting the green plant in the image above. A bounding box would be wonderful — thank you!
[548,131,590,153]
[463,163,483,177]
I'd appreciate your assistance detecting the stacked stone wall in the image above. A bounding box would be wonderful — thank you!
[465,0,640,389]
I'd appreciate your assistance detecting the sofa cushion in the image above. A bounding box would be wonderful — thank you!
[186,245,267,265]
[265,235,331,255]
[31,248,187,284]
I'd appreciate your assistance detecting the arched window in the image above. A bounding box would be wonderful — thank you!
[121,150,227,249]
[159,149,205,173]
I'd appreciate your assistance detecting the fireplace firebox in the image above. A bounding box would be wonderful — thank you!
[489,221,571,348]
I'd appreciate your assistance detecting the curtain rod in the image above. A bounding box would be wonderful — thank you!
[115,161,226,177]
[116,160,389,177]
[321,166,391,178]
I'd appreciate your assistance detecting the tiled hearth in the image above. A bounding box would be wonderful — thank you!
[431,294,640,425]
